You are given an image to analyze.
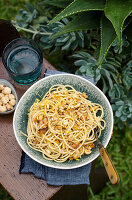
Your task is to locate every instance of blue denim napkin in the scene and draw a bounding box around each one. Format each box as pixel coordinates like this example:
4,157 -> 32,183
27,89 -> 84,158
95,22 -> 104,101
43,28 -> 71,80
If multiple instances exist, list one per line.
19,69 -> 94,186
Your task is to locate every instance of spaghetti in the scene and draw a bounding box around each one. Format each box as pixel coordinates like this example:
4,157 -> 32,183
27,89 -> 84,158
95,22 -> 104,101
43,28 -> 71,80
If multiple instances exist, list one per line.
24,84 -> 106,163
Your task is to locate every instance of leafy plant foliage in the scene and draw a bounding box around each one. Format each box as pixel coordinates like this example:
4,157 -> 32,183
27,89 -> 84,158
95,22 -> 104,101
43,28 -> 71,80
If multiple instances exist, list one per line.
13,4 -> 89,53
49,0 -> 132,65
40,19 -> 89,52
73,51 -> 132,128
13,2 -> 132,128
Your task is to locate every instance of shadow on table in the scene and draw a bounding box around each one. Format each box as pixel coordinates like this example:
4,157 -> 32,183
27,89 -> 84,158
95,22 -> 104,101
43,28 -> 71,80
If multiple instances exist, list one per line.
50,160 -> 109,200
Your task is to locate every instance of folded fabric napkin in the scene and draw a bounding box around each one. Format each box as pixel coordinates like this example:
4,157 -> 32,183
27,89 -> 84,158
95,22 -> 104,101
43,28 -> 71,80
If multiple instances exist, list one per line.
19,69 -> 94,186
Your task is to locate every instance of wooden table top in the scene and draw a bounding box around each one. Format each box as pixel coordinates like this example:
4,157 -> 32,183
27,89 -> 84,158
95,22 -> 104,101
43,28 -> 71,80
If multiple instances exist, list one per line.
0,58 -> 61,200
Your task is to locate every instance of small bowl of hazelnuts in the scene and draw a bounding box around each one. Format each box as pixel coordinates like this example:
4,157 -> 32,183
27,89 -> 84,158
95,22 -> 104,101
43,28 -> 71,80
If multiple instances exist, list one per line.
0,79 -> 18,114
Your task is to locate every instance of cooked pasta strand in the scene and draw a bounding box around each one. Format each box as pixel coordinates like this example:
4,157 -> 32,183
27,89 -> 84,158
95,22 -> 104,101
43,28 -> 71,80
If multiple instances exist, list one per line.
23,85 -> 106,162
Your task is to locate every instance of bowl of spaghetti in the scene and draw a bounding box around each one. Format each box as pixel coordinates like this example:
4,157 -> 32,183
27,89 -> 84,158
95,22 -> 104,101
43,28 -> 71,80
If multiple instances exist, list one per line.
13,74 -> 113,169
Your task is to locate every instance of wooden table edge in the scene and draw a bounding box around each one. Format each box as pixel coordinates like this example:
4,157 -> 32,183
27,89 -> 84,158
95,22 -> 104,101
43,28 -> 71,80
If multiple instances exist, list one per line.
0,57 -> 62,200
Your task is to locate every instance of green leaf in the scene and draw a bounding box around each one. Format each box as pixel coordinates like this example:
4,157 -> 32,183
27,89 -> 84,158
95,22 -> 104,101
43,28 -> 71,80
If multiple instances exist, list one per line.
98,15 -> 116,66
102,63 -> 118,73
61,40 -> 71,50
109,72 -> 119,84
52,11 -> 100,37
127,60 -> 132,67
105,0 -> 132,45
101,68 -> 113,89
121,115 -> 127,121
49,0 -> 105,24
56,36 -> 69,43
86,67 -> 94,77
116,101 -> 124,106
95,68 -> 101,83
74,60 -> 88,66
122,62 -> 132,90
115,111 -> 121,117
72,51 -> 93,60
79,65 -> 88,73
102,76 -> 108,93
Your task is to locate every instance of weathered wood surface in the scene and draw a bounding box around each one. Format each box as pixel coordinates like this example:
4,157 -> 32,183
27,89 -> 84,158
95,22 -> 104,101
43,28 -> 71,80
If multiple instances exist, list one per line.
0,58 -> 61,200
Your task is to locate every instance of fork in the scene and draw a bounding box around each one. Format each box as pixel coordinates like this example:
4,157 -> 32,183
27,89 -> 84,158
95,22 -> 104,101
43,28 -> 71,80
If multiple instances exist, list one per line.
94,128 -> 120,184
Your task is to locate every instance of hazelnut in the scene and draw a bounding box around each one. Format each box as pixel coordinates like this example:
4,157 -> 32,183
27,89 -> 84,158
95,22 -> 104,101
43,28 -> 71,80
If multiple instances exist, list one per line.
0,84 -> 4,91
0,93 -> 4,99
9,93 -> 15,100
9,99 -> 16,106
1,96 -> 9,104
6,103 -> 13,110
0,105 -> 7,112
3,87 -> 11,95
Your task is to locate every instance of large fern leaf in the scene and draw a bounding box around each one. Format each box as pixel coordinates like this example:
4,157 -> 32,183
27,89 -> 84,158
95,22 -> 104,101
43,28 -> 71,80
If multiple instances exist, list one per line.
98,16 -> 116,66
52,11 -> 101,37
105,0 -> 132,45
49,0 -> 105,24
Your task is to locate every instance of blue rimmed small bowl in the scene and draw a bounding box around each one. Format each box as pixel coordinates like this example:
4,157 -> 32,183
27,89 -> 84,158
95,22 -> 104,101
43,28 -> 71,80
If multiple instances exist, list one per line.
13,74 -> 113,169
0,79 -> 18,114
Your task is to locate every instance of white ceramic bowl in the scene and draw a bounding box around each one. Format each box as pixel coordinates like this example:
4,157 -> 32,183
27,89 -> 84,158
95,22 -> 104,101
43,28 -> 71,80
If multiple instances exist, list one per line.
13,74 -> 113,169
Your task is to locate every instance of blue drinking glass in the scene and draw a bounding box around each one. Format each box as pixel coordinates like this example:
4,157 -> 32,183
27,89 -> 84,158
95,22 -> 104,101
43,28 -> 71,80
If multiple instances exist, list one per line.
2,38 -> 43,85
